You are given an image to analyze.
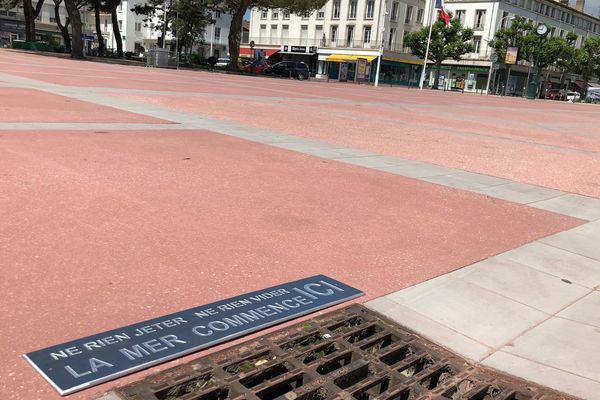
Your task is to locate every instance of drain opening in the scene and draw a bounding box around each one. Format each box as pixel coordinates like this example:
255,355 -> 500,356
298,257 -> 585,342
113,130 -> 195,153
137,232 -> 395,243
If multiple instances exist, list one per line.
380,345 -> 415,366
384,388 -> 416,400
223,351 -> 273,375
154,374 -> 214,400
345,324 -> 383,344
256,374 -> 304,400
281,333 -> 324,352
419,365 -> 455,390
352,376 -> 391,400
299,343 -> 340,364
316,351 -> 353,375
333,363 -> 372,389
328,317 -> 365,334
468,385 -> 503,400
398,356 -> 434,377
240,363 -> 291,388
360,334 -> 396,355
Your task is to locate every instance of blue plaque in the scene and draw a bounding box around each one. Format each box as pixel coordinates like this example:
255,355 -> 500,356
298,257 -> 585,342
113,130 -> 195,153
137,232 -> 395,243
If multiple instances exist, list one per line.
24,275 -> 363,395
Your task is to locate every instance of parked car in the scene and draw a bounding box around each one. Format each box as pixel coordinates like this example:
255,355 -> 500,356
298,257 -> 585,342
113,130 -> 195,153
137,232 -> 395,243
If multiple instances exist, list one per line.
566,91 -> 581,102
545,89 -> 567,101
215,58 -> 230,68
266,61 -> 310,80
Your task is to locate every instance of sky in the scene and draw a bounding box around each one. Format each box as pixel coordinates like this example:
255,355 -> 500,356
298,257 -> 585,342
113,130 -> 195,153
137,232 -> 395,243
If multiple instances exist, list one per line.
582,0 -> 600,17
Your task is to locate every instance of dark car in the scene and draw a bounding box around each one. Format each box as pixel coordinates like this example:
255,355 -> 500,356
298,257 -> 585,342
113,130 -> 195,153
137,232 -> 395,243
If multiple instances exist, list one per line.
266,61 -> 310,80
545,89 -> 567,101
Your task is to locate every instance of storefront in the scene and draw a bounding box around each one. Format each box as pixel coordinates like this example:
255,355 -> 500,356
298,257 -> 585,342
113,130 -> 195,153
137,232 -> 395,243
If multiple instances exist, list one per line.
432,65 -> 490,93
278,45 -> 318,75
316,50 -> 378,82
377,54 -> 423,87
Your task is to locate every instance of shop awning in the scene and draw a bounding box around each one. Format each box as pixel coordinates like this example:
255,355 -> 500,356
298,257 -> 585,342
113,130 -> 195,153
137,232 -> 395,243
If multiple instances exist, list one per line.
239,48 -> 279,58
325,54 -> 377,63
383,56 -> 423,65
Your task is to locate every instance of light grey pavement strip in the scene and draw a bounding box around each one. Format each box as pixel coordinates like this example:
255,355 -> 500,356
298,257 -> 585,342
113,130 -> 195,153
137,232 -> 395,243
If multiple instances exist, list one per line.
367,219 -> 600,400
0,122 -> 186,130
529,193 -> 600,221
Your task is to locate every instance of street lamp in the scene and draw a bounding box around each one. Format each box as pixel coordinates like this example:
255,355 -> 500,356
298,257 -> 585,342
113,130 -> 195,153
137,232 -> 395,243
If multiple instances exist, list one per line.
527,23 -> 548,99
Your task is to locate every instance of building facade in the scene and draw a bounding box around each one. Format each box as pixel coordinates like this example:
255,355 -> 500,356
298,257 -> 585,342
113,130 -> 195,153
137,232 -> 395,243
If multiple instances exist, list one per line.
429,0 -> 600,93
248,0 -> 426,83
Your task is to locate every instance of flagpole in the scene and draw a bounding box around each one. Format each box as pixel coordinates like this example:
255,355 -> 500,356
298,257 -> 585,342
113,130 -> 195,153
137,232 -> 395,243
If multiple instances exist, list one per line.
419,0 -> 436,90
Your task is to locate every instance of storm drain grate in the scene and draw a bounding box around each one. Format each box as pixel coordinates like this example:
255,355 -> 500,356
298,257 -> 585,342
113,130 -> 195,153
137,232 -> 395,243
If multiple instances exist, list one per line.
114,305 -> 575,400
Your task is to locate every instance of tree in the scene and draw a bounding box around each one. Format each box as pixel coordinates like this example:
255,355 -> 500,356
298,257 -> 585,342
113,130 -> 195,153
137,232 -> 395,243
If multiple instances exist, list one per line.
170,0 -> 213,55
489,16 -> 536,64
63,0 -> 84,58
131,0 -> 172,48
574,37 -> 600,99
53,0 -> 71,52
1,0 -> 44,42
107,0 -> 123,57
90,0 -> 105,56
223,0 -> 327,70
404,14 -> 474,88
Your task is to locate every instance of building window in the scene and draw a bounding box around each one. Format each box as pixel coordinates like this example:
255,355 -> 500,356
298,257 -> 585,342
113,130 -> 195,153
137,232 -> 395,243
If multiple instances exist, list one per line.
215,26 -> 221,40
416,8 -> 424,23
315,24 -> 323,41
300,24 -> 308,44
500,11 -> 509,28
474,10 -> 485,30
270,25 -> 277,42
283,10 -> 290,19
455,10 -> 466,25
50,16 -> 56,23
472,36 -> 481,53
405,6 -> 413,23
349,0 -> 357,19
388,27 -> 396,49
272,9 -> 278,19
302,11 -> 310,19
282,24 -> 289,40
215,10 -> 221,18
391,2 -> 399,20
332,0 -> 340,19
365,0 -> 375,19
261,10 -> 268,19
259,24 -> 267,42
317,8 -> 325,19
363,26 -> 372,44
118,20 -> 122,30
330,25 -> 338,43
346,25 -> 354,46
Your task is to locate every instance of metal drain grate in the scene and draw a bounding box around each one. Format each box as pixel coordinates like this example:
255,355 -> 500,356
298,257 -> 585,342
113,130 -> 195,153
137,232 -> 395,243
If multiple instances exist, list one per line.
114,305 -> 575,400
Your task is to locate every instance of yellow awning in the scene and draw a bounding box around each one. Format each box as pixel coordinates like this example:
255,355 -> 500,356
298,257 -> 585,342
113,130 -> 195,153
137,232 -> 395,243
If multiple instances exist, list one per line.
382,56 -> 423,65
325,54 -> 377,63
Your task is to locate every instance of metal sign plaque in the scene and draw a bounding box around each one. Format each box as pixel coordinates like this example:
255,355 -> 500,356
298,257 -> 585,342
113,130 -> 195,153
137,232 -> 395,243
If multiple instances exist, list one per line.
24,275 -> 363,396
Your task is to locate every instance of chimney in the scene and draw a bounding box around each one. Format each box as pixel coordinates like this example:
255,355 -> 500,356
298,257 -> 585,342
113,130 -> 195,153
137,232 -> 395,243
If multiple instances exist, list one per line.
575,0 -> 585,12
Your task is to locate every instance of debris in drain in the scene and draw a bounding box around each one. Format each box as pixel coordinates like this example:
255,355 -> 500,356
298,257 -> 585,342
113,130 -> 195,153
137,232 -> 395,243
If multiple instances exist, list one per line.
114,305 -> 577,400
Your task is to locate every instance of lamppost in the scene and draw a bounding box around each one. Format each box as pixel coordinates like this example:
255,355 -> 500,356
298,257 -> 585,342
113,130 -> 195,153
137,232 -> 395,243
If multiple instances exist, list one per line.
527,23 -> 548,100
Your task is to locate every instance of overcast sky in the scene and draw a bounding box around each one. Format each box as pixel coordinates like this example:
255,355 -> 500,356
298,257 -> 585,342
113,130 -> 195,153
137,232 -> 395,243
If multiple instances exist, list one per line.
582,0 -> 600,17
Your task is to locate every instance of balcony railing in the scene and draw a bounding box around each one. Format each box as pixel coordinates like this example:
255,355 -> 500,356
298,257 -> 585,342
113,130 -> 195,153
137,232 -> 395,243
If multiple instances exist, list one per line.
251,36 -> 383,49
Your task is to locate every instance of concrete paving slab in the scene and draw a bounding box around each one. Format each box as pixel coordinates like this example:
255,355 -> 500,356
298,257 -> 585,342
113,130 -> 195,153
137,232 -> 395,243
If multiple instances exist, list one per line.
502,317 -> 600,383
385,275 -> 548,349
423,173 -> 496,191
374,161 -> 462,179
500,241 -> 600,289
529,193 -> 600,221
329,155 -> 414,169
455,257 -> 589,314
473,182 -> 565,204
367,297 -> 492,362
445,171 -> 512,187
482,351 -> 600,400
558,291 -> 600,328
540,229 -> 600,262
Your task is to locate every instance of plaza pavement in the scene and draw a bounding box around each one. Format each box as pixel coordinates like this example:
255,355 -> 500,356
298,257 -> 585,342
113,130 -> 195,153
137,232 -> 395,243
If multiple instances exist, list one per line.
0,49 -> 599,399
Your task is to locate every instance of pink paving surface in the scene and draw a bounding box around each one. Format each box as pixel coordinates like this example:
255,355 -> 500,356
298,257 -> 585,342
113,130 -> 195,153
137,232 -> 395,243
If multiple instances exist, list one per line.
0,129 -> 581,399
0,87 -> 169,123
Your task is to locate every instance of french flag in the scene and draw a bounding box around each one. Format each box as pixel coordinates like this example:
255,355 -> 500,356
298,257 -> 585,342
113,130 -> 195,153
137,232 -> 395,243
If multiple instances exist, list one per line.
435,0 -> 451,26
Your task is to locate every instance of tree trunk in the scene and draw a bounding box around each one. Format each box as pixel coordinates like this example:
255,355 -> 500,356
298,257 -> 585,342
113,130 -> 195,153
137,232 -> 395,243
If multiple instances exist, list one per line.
227,1 -> 246,71
94,1 -> 105,55
64,0 -> 84,58
23,0 -> 44,42
432,61 -> 442,89
54,0 -> 71,52
111,3 -> 123,57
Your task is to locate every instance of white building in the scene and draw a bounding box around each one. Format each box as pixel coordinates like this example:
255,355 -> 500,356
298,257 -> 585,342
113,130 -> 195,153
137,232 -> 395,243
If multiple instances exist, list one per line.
248,0 -> 426,83
426,0 -> 600,93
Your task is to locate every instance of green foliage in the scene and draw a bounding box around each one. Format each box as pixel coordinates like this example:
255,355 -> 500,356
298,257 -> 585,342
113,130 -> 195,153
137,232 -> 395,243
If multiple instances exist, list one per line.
170,0 -> 213,52
404,16 -> 474,65
489,16 -> 536,64
573,37 -> 600,92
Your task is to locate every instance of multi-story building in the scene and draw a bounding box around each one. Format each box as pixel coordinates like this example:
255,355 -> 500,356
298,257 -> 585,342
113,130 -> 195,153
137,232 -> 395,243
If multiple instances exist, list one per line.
248,0 -> 426,84
0,1 -> 95,50
430,0 -> 600,93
